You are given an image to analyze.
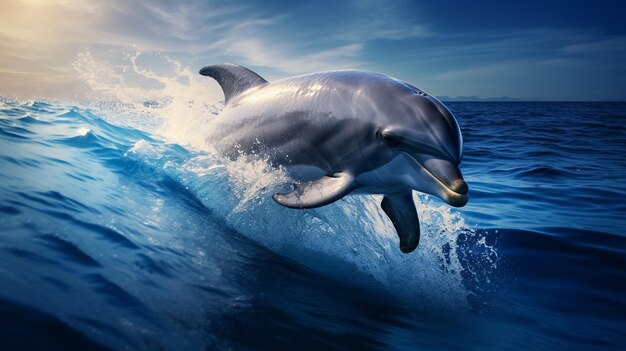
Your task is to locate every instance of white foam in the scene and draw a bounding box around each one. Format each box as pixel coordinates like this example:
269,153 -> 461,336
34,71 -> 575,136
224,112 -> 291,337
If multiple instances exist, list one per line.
76,127 -> 91,136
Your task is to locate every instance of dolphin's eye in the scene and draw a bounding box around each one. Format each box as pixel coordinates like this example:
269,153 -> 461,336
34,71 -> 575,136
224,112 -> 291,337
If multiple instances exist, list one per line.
381,132 -> 399,147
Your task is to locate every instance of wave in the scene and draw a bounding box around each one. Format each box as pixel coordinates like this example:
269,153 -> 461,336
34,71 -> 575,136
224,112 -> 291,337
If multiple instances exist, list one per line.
125,131 -> 494,310
2,97 -> 495,311
3,96 -> 626,349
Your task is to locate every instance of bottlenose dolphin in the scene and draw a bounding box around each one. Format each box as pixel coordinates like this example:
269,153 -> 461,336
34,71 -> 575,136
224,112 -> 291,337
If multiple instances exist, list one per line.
200,64 -> 468,253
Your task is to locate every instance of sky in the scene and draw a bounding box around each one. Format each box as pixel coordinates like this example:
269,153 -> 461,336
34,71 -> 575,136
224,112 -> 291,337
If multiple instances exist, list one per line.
0,0 -> 625,101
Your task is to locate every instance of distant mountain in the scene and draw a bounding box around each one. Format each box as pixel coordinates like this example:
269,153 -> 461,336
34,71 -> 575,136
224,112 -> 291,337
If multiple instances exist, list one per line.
437,95 -> 524,102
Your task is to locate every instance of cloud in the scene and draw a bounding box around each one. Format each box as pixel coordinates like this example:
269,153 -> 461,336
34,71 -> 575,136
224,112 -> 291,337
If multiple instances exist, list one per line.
0,0 -> 624,100
208,25 -> 364,74
334,2 -> 431,41
0,0 -> 372,99
563,36 -> 626,58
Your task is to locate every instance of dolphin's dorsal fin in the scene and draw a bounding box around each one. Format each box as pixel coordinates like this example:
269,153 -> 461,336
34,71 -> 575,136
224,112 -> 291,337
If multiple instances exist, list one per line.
199,64 -> 268,104
272,172 -> 356,209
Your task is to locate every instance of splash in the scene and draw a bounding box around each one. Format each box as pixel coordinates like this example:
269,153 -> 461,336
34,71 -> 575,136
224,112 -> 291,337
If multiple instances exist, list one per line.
215,161 -> 488,309
72,51 -> 222,147
127,139 -> 495,310
75,52 -> 497,309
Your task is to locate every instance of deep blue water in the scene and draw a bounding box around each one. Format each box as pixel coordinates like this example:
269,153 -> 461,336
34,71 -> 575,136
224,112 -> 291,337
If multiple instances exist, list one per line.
0,99 -> 625,350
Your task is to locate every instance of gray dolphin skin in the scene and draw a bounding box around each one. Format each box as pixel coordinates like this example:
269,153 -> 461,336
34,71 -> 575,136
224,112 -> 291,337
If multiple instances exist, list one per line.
200,63 -> 468,253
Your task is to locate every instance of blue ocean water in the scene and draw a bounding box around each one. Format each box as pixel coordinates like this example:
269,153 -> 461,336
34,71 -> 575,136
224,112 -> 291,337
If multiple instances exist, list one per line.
0,98 -> 625,350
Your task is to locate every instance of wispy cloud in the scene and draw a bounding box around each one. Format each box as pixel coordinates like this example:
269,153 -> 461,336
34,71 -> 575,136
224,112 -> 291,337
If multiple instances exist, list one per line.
0,0 -> 372,98
216,38 -> 363,74
0,0 -> 624,100
334,3 -> 431,42
379,27 -> 626,100
205,16 -> 365,75
563,36 -> 626,58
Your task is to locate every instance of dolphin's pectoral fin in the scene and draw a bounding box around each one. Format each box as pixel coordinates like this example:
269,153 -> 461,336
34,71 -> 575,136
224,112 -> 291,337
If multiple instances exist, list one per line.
381,192 -> 420,253
199,64 -> 268,104
272,172 -> 356,209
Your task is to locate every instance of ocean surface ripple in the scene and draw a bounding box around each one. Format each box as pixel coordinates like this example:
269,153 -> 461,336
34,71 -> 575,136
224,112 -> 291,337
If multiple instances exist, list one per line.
0,99 -> 625,350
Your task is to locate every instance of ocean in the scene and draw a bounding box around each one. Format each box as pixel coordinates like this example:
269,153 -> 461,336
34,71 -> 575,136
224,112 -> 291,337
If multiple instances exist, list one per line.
0,98 -> 625,350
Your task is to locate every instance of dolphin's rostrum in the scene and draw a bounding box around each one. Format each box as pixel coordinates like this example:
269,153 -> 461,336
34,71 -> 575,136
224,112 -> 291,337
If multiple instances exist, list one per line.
200,63 -> 468,253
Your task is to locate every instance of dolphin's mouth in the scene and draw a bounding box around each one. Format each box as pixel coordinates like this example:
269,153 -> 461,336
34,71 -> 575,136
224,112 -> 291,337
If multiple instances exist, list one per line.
402,152 -> 469,207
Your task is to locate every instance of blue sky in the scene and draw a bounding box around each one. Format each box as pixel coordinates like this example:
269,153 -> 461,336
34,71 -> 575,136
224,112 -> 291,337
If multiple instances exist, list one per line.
1,0 -> 625,100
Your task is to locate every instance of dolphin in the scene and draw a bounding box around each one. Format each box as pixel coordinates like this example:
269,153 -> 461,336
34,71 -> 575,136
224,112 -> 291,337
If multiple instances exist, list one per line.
200,63 -> 468,253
